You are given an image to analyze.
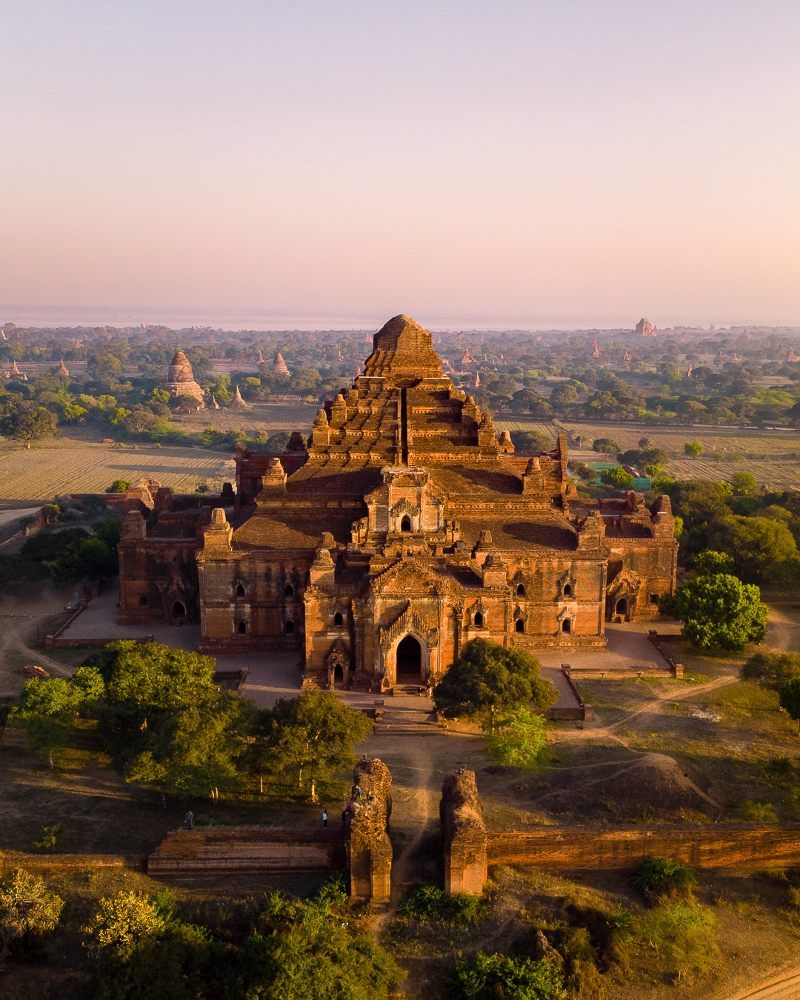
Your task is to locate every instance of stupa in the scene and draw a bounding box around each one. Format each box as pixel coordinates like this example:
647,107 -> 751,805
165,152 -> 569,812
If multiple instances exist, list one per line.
271,351 -> 291,377
164,350 -> 204,407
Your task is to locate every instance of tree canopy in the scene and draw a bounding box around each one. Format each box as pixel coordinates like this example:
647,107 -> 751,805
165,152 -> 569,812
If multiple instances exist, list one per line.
433,639 -> 556,724
661,573 -> 768,651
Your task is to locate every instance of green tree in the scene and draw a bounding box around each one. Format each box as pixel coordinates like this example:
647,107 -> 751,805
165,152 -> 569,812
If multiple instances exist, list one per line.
683,441 -> 703,457
661,573 -> 768,651
105,479 -> 131,493
0,401 -> 58,447
11,676 -> 86,768
692,550 -> 734,575
261,691 -> 372,802
709,515 -> 800,585
779,677 -> 800,733
592,437 -> 619,453
0,869 -> 64,966
82,891 -> 165,962
242,884 -> 404,999
452,952 -> 567,1000
98,642 -> 252,802
512,430 -> 553,454
731,471 -> 758,496
484,708 -> 548,771
742,649 -> 800,691
600,465 -> 635,489
434,639 -> 556,726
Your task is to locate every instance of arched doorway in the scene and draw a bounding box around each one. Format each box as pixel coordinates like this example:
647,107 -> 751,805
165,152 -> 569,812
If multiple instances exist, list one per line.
615,598 -> 628,617
395,635 -> 422,682
171,600 -> 187,625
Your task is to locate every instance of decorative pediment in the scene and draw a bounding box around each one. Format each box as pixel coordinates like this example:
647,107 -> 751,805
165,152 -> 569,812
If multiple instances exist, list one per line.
607,569 -> 641,598
390,499 -> 421,519
557,570 -> 576,599
370,558 -> 448,597
379,602 -> 439,651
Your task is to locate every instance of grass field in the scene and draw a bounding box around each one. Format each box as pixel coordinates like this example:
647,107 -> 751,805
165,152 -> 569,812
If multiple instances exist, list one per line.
0,437 -> 236,500
495,417 -> 800,488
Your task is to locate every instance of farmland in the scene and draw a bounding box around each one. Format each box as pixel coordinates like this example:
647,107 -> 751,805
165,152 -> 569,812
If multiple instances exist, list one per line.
0,437 -> 236,500
495,417 -> 800,489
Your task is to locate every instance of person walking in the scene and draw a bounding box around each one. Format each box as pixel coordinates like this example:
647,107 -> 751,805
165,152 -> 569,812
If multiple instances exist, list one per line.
184,810 -> 194,830
322,809 -> 328,828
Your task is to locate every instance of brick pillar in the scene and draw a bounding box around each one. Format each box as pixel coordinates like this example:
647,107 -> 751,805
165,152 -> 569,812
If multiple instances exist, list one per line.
347,758 -> 393,903
441,769 -> 487,895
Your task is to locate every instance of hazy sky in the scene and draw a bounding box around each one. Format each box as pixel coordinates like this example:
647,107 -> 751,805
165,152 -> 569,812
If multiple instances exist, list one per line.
2,1 -> 799,329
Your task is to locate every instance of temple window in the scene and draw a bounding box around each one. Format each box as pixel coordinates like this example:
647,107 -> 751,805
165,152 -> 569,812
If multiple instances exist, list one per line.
284,583 -> 295,598
516,583 -> 526,597
563,583 -> 573,598
237,620 -> 247,634
561,619 -> 571,634
515,619 -> 525,634
333,611 -> 343,627
235,583 -> 245,598
474,612 -> 484,628
400,515 -> 412,532
284,619 -> 295,634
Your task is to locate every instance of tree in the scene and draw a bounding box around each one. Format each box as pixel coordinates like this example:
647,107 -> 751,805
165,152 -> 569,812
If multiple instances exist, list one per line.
661,573 -> 768,651
242,884 -> 405,999
600,465 -> 635,489
731,472 -> 758,496
683,441 -> 703,457
592,437 -> 619,453
0,401 -> 57,447
0,869 -> 63,966
742,649 -> 800,691
708,515 -> 800,585
433,639 -> 556,726
97,642 -> 252,802
779,678 -> 800,733
261,691 -> 372,802
692,550 -> 734,575
512,430 -> 553,454
10,675 -> 89,768
106,479 -> 131,493
484,708 -> 548,771
82,892 -> 165,962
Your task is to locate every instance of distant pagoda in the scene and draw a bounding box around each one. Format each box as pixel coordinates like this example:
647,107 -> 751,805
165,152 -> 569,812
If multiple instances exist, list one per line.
164,350 -> 204,408
271,351 -> 291,377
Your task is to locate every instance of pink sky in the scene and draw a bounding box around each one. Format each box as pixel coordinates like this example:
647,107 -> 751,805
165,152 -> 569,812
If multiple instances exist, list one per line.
2,2 -> 799,329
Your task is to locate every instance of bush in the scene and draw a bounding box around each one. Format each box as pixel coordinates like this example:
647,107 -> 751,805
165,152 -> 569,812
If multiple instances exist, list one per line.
737,800 -> 778,823
397,885 -> 485,927
484,708 -> 548,772
453,952 -> 567,999
631,857 -> 696,900
33,823 -> 63,852
105,479 -> 130,493
0,868 -> 64,965
742,650 -> 800,691
636,899 -> 719,982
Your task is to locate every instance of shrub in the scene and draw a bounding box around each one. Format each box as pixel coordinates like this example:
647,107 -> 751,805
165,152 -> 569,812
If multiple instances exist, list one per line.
33,824 -> 63,852
636,899 -> 719,982
631,857 -> 696,900
397,885 -> 485,927
0,869 -> 64,965
484,708 -> 548,772
742,649 -> 800,691
82,891 -> 165,961
453,952 -> 567,999
105,479 -> 130,493
737,800 -> 778,823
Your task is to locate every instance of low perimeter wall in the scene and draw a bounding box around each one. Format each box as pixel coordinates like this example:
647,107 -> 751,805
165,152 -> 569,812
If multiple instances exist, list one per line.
488,824 -> 800,872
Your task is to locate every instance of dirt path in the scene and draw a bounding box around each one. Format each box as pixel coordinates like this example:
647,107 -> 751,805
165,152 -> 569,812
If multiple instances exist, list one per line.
388,748 -> 435,905
765,603 -> 800,652
727,965 -> 800,999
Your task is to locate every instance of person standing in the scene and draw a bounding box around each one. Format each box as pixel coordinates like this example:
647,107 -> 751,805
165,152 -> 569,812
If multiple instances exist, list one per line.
322,809 -> 328,828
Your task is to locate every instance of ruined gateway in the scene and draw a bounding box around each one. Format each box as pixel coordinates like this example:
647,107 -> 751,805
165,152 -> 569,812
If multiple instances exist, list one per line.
118,315 -> 677,690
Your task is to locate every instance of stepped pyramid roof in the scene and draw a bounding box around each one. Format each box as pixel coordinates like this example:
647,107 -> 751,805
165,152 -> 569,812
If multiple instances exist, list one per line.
363,314 -> 444,383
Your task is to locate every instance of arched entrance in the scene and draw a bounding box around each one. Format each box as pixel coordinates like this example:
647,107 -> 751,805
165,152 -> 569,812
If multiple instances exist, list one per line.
615,598 -> 628,617
395,634 -> 422,682
171,600 -> 187,625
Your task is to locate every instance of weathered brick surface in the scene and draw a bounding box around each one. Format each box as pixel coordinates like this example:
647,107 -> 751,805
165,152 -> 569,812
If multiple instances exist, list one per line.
441,769 -> 488,894
488,824 -> 800,871
347,758 -> 393,903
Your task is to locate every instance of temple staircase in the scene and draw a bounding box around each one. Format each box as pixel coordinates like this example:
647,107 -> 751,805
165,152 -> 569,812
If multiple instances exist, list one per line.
373,694 -> 439,736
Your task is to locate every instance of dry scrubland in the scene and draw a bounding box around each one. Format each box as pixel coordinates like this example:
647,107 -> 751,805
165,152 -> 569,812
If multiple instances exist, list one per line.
171,399 -> 318,435
496,417 -> 800,489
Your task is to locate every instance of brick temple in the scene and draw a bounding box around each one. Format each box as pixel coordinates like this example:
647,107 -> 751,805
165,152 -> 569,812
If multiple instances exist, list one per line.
118,315 -> 677,690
